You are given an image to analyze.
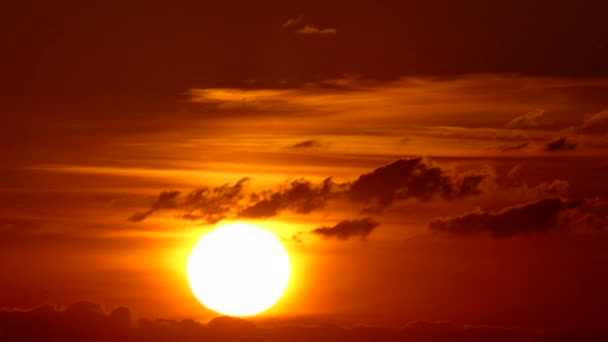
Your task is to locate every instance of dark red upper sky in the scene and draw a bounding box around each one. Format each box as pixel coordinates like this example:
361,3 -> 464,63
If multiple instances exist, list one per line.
2,1 -> 608,341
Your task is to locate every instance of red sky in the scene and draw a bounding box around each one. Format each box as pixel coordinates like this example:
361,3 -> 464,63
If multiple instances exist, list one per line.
2,1 -> 608,340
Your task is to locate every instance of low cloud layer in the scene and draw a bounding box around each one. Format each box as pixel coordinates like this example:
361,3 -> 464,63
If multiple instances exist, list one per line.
2,303 -> 608,341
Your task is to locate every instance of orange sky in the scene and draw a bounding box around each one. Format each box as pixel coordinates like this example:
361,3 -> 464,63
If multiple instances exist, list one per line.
2,1 -> 608,337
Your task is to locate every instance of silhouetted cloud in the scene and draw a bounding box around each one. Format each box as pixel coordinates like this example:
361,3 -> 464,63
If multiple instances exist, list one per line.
291,140 -> 321,149
429,197 -> 608,237
347,158 -> 494,211
129,191 -> 181,222
2,302 -> 608,341
129,157 -> 574,227
0,301 -> 132,340
238,178 -> 337,218
130,178 -> 249,223
311,218 -> 379,240
545,137 -> 577,152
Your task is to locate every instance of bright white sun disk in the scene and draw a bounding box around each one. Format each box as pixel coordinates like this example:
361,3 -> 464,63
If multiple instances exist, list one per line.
187,222 -> 291,316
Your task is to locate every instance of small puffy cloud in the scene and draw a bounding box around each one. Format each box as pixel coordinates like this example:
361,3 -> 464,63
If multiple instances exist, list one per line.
545,137 -> 577,152
296,25 -> 337,35
311,218 -> 379,240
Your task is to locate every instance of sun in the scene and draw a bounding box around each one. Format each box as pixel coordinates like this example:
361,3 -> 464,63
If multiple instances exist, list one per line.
186,222 -> 291,316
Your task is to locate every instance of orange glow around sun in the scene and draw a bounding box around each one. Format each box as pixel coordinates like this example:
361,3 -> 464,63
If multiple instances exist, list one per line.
186,222 -> 291,316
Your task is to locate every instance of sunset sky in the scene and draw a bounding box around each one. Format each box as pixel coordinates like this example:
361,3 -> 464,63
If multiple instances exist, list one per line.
2,1 -> 608,340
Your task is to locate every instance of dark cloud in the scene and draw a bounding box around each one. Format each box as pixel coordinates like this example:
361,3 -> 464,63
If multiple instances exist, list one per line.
129,191 -> 181,222
291,140 -> 322,149
130,178 -> 249,224
2,302 -> 608,341
347,158 -> 494,211
238,178 -> 337,219
131,158 -> 500,223
545,137 -> 577,152
311,218 -> 379,240
0,301 -> 131,340
429,197 -> 608,237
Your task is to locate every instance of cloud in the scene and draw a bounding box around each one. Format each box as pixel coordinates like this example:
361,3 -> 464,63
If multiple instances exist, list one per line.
535,179 -> 570,196
281,16 -> 303,29
581,109 -> 608,135
545,137 -> 577,152
0,302 -> 132,340
347,158 -> 495,211
130,157 -> 501,224
429,197 -> 607,237
129,191 -> 181,222
296,25 -> 337,35
130,178 -> 249,224
311,218 -> 379,240
291,139 -> 322,149
281,16 -> 336,35
506,109 -> 546,129
238,178 -> 338,218
507,164 -> 521,178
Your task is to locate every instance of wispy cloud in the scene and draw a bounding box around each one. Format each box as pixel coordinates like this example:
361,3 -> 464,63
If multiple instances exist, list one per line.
281,16 -> 336,35
296,25 -> 337,35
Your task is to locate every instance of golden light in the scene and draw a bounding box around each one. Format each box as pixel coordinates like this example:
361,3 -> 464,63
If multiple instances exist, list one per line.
187,222 -> 291,316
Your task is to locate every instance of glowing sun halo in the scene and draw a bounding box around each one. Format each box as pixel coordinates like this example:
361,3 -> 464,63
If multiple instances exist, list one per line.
187,222 -> 291,316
